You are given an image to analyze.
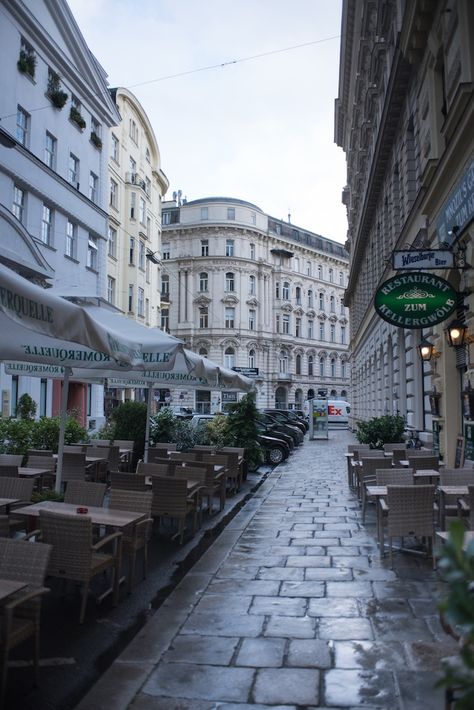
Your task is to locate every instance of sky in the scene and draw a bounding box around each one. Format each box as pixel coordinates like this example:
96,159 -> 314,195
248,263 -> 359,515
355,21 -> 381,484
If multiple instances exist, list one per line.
68,0 -> 347,244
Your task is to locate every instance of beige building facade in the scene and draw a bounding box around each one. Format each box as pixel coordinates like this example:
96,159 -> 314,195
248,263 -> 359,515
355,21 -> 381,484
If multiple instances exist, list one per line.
160,197 -> 350,413
336,0 -> 474,465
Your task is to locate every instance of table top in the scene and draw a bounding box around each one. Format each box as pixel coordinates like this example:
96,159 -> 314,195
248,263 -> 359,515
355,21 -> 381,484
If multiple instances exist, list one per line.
0,579 -> 27,602
413,469 -> 440,479
437,531 -> 474,548
18,466 -> 54,478
0,497 -> 21,508
438,485 -> 469,495
366,486 -> 388,497
13,500 -> 146,528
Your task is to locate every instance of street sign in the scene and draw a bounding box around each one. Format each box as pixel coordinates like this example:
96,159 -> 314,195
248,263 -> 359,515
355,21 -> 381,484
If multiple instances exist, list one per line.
374,272 -> 457,328
232,367 -> 259,377
392,249 -> 454,270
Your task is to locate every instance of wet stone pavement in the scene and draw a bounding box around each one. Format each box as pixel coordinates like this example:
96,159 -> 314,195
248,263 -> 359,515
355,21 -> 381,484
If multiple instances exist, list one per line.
77,429 -> 457,709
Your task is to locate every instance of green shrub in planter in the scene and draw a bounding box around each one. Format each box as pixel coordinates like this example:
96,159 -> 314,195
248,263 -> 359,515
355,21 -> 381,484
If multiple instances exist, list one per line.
356,414 -> 405,449
16,393 -> 37,420
225,394 -> 264,470
110,401 -> 147,462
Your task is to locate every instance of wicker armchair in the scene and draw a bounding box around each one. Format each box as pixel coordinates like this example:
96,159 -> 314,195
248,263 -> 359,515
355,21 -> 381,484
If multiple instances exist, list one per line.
136,461 -> 175,477
458,485 -> 474,529
37,510 -> 122,624
0,477 -> 35,536
150,476 -> 199,544
392,448 -> 408,465
220,447 -> 246,481
0,538 -> 51,705
60,452 -> 87,486
174,463 -> 226,514
383,443 -> 408,452
201,453 -> 241,495
26,455 -> 56,489
383,484 -> 436,568
407,455 -> 440,471
376,468 -> 414,485
110,472 -> 148,491
109,489 -> 153,592
63,481 -> 106,507
358,456 -> 391,520
0,466 -> 18,479
0,455 -> 23,467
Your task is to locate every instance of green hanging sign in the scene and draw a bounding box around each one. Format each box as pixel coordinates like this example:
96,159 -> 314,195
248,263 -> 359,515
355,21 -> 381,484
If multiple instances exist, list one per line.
374,272 -> 457,328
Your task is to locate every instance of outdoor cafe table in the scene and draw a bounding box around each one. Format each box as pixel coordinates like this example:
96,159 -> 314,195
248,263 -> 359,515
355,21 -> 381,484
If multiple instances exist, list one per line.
438,485 -> 469,530
436,530 -> 474,549
0,497 -> 21,514
365,486 -> 389,548
13,500 -> 146,529
18,466 -> 55,491
53,453 -> 108,481
413,469 -> 440,484
0,579 -> 27,602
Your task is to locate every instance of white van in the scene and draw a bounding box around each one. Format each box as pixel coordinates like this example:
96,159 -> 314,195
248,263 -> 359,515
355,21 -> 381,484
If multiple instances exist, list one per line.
327,400 -> 351,425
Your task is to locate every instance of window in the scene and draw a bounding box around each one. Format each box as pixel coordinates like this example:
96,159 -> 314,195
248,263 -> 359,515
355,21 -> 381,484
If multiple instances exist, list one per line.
225,272 -> 235,292
107,276 -> 115,304
294,257 -> 300,272
279,350 -> 288,373
65,220 -> 76,258
87,235 -> 98,270
89,172 -> 98,203
161,274 -> 169,296
331,358 -> 336,377
306,261 -> 311,276
339,271 -> 344,285
16,106 -> 29,146
295,287 -> 301,305
330,324 -> 336,342
250,243 -> 256,259
341,361 -> 346,378
308,355 -> 314,376
225,347 -> 235,369
146,254 -> 150,282
199,306 -> 208,328
44,131 -> 56,169
250,212 -> 256,225
111,134 -> 119,162
162,212 -> 171,225
308,320 -> 314,339
130,192 -> 136,219
319,357 -> 325,377
340,301 -> 345,315
319,322 -> 325,340
282,282 -> 290,300
282,314 -> 290,334
146,216 -> 151,239
139,196 -> 146,224
108,226 -> 117,257
40,204 -> 52,245
146,298 -> 150,323
12,186 -> 25,223
145,147 -> 151,163
329,268 -> 334,283
319,292 -> 325,310
40,378 -> 47,418
11,376 -> 18,417
275,282 -> 280,299
199,347 -> 208,357
225,239 -> 234,256
249,309 -> 255,330
227,207 -> 235,220
139,241 -> 145,270
91,117 -> 101,141
201,239 -> 209,256
200,207 -> 208,220
295,318 -> 301,337
129,118 -> 138,143
199,272 -> 208,291
128,284 -> 134,312
110,178 -> 118,208
296,354 -> 302,375
276,314 -> 280,333
145,177 -> 151,196
161,308 -> 169,332
162,243 -> 170,260
225,307 -> 235,328
341,326 -> 346,344
68,153 -> 79,186
249,275 -> 256,295
129,237 -> 135,264
130,156 -> 136,173
318,264 -> 323,279
248,349 -> 255,368
19,38 -> 35,77
308,290 -> 313,308
330,295 -> 335,312
137,287 -> 144,317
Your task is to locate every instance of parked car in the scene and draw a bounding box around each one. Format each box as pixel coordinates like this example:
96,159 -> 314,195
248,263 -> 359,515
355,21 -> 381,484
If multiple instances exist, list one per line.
254,429 -> 290,467
258,413 -> 304,445
263,409 -> 308,435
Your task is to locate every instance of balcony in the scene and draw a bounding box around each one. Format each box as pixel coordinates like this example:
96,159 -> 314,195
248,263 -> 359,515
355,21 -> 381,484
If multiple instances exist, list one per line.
125,172 -> 148,194
276,372 -> 292,382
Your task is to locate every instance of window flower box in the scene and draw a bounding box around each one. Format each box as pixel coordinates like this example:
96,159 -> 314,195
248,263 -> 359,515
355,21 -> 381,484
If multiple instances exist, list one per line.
47,74 -> 68,109
90,131 -> 102,150
17,49 -> 36,78
70,106 -> 86,130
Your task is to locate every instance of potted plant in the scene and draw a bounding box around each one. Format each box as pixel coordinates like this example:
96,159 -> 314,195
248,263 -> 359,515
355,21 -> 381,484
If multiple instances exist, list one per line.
69,105 -> 86,130
46,73 -> 68,110
17,49 -> 36,78
90,131 -> 102,150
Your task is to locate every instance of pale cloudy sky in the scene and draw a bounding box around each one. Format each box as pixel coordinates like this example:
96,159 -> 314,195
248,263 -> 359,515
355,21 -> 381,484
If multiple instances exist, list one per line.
68,0 -> 347,244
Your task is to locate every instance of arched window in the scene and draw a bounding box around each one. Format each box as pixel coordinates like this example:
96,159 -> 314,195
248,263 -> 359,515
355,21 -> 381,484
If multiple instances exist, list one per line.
224,347 -> 235,369
308,388 -> 315,400
329,268 -> 334,283
295,286 -> 301,305
294,257 -> 300,272
279,350 -> 288,373
282,282 -> 290,300
308,290 -> 313,308
199,347 -> 208,357
248,349 -> 255,368
306,261 -> 311,276
330,389 -> 337,397
341,389 -> 347,398
199,307 -> 208,328
225,272 -> 235,291
318,264 -> 323,279
331,358 -> 336,377
319,292 -> 325,310
341,361 -> 346,378
308,355 -> 314,376
330,295 -> 335,312
161,274 -> 169,296
249,275 -> 256,295
199,272 -> 208,291
296,354 -> 302,375
319,357 -> 325,377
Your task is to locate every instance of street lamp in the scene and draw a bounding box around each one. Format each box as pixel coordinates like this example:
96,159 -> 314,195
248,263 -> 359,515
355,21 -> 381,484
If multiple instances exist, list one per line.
445,319 -> 468,348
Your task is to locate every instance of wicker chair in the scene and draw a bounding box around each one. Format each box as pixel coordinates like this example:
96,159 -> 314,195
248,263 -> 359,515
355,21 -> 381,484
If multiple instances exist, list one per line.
376,468 -> 414,485
136,461 -> 175,477
345,444 -> 371,487
220,447 -> 246,481
60,452 -> 87,486
27,449 -> 53,458
109,489 -> 153,592
406,449 -> 435,456
458,485 -> 474,529
174,463 -> 226,514
37,510 -> 122,624
383,484 -> 436,568
201,453 -> 241,495
392,448 -> 408,465
407,455 -> 440,471
0,465 -> 18,478
0,477 -> 35,535
26,455 -> 56,489
110,472 -> 148,491
150,476 -> 199,544
0,455 -> 23,467
357,456 -> 390,510
383,443 -> 408,452
192,445 -> 217,453
169,452 -> 199,463
0,538 -> 51,705
63,481 -> 106,507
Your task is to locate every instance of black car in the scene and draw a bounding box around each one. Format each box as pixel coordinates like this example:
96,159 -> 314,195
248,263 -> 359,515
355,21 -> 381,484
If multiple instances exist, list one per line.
258,413 -> 304,445
264,409 -> 308,434
254,432 -> 290,467
255,421 -> 294,451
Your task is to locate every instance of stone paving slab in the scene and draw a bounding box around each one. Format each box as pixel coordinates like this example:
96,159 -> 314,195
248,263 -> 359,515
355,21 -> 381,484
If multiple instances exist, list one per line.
76,430 -> 457,709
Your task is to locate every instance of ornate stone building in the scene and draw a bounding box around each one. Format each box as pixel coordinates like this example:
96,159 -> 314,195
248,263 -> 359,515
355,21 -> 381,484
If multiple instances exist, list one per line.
335,0 -> 474,465
160,197 -> 350,413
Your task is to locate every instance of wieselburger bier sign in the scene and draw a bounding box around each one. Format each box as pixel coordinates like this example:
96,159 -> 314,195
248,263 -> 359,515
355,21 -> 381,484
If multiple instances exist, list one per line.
374,272 -> 457,328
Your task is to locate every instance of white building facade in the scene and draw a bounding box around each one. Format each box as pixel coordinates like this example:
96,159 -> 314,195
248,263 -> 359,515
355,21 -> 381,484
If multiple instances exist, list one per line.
160,197 -> 350,413
0,0 -> 120,426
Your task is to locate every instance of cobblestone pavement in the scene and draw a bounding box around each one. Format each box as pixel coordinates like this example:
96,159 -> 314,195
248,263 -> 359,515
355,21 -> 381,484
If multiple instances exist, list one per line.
77,429 -> 457,709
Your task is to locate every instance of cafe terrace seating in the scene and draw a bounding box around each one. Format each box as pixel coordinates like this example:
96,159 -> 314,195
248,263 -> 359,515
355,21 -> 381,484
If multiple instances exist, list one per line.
0,477 -> 35,536
407,455 -> 440,471
359,456 -> 392,522
150,476 -> 200,544
60,452 -> 87,486
0,466 -> 18,479
108,489 -> 153,593
0,538 -> 51,705
458,485 -> 474,529
63,481 -> 107,508
110,472 -> 148,491
383,443 -> 408,452
0,455 -> 23,467
392,448 -> 408,465
35,510 -> 122,624
383,484 -> 436,568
